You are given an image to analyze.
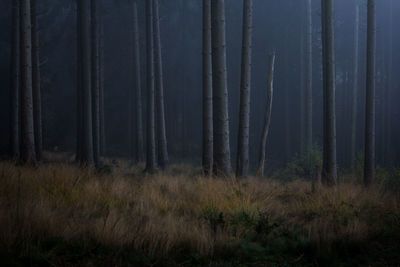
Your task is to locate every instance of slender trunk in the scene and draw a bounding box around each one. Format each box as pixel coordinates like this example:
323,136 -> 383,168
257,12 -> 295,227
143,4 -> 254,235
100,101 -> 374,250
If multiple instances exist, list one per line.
236,0 -> 253,179
153,0 -> 168,169
321,0 -> 337,186
305,0 -> 313,153
300,22 -> 305,155
31,0 -> 42,161
385,0 -> 393,165
20,0 -> 36,164
76,0 -> 82,162
133,2 -> 144,163
145,0 -> 156,173
211,0 -> 232,176
202,0 -> 213,175
79,0 -> 93,165
257,53 -> 276,177
99,21 -> 106,156
364,0 -> 376,186
350,5 -> 360,169
10,0 -> 20,159
283,27 -> 291,163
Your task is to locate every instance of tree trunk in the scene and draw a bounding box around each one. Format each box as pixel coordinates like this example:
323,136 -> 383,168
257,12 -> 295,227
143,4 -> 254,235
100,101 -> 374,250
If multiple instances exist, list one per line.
31,0 -> 42,161
20,0 -> 36,165
202,0 -> 213,175
257,53 -> 276,177
321,0 -> 337,186
76,0 -> 82,163
133,2 -> 144,163
364,0 -> 376,186
153,0 -> 168,169
300,21 -> 305,155
10,0 -> 20,160
78,0 -> 94,165
211,0 -> 232,177
305,0 -> 313,153
236,0 -> 253,179
350,4 -> 360,169
145,0 -> 157,173
99,20 -> 106,157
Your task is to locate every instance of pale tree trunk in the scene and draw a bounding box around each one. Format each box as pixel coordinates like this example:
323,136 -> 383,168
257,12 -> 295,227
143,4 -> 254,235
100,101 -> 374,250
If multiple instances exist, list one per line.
257,53 -> 276,177
350,4 -> 360,169
305,0 -> 313,153
20,0 -> 36,164
99,21 -> 106,157
283,27 -> 291,163
91,0 -> 100,166
236,0 -> 253,179
145,0 -> 157,173
321,0 -> 337,186
202,0 -> 213,175
76,0 -> 82,162
211,0 -> 232,176
10,0 -> 20,160
78,0 -> 94,165
364,0 -> 376,186
133,2 -> 144,163
153,0 -> 168,169
300,22 -> 305,155
31,0 -> 42,161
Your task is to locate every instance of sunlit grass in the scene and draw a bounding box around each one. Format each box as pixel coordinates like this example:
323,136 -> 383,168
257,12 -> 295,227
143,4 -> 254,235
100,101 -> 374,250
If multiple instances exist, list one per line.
0,158 -> 399,266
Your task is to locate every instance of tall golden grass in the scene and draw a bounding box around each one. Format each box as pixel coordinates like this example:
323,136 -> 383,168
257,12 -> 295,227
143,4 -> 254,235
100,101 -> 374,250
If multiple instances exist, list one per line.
0,159 -> 399,265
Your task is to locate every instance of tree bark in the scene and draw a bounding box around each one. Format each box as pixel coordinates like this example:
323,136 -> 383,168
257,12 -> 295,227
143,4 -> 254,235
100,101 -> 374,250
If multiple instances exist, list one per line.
78,0 -> 94,165
153,0 -> 168,169
321,0 -> 337,186
236,0 -> 253,179
350,4 -> 360,169
10,0 -> 20,160
257,53 -> 276,177
305,0 -> 313,153
133,2 -> 144,163
145,0 -> 157,173
99,20 -> 106,157
20,0 -> 36,164
211,0 -> 232,177
364,0 -> 376,186
202,0 -> 213,176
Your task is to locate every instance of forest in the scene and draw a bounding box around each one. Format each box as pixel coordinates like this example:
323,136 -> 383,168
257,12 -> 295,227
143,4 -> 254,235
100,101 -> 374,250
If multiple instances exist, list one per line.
0,0 -> 399,266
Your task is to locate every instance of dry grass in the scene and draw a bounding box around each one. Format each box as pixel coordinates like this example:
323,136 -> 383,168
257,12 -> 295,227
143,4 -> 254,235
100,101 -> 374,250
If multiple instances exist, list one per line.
0,160 -> 399,266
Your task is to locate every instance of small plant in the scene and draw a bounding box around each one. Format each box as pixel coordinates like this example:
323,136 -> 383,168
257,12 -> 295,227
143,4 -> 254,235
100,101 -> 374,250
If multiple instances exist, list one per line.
284,145 -> 322,180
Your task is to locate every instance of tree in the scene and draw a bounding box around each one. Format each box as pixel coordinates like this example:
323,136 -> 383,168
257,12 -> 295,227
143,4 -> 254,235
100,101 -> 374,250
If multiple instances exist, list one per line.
91,0 -> 100,166
236,0 -> 253,179
145,0 -> 157,173
305,0 -> 313,153
350,4 -> 360,169
364,0 -> 376,186
10,0 -> 20,160
211,0 -> 231,176
20,0 -> 36,164
202,0 -> 213,176
153,0 -> 168,169
321,0 -> 337,186
78,0 -> 94,165
133,2 -> 144,163
99,20 -> 106,157
257,53 -> 276,177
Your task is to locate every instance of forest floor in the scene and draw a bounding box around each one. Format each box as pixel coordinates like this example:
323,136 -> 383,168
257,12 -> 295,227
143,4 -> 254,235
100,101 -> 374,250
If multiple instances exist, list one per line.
0,154 -> 400,266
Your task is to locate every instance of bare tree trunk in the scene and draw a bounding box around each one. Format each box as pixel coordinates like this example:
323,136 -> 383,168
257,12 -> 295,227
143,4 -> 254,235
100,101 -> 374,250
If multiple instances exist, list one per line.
145,0 -> 157,173
300,21 -> 305,155
364,0 -> 376,186
305,0 -> 313,153
76,0 -> 82,163
202,0 -> 213,175
99,20 -> 106,157
133,2 -> 144,163
211,0 -> 232,177
78,0 -> 94,165
321,0 -> 337,186
350,4 -> 360,169
257,53 -> 276,177
153,0 -> 168,169
91,0 -> 100,166
10,0 -> 20,160
236,0 -> 253,179
31,0 -> 42,161
20,0 -> 36,164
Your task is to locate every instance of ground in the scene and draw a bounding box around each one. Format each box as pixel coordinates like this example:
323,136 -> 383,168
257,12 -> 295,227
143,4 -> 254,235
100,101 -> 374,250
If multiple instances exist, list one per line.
0,155 -> 399,266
